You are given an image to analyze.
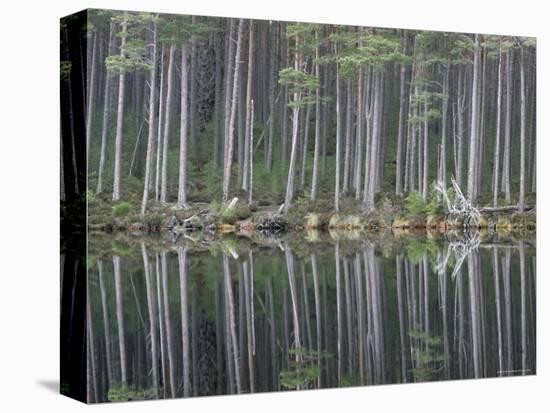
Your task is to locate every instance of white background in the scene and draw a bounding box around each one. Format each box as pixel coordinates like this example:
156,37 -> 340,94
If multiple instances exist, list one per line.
0,0 -> 546,411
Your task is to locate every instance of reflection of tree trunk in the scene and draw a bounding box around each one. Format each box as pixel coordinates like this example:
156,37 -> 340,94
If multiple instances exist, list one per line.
141,244 -> 159,398
455,269 -> 465,379
178,248 -> 191,396
396,254 -> 408,382
343,257 -> 353,377
311,254 -> 322,388
161,252 -> 176,397
113,255 -> 127,387
267,278 -> 278,389
86,276 -> 98,403
468,253 -> 481,378
519,242 -> 527,374
502,251 -> 512,373
284,245 -> 302,370
155,254 -> 167,397
214,282 -> 224,394
492,248 -> 503,375
335,244 -> 343,385
300,260 -> 313,348
223,254 -> 242,393
243,259 -> 255,392
354,254 -> 365,384
437,254 -> 450,379
282,278 -> 289,370
366,247 -> 383,383
97,260 -> 113,386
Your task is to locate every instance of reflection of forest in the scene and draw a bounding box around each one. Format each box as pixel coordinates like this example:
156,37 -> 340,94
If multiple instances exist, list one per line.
69,236 -> 536,402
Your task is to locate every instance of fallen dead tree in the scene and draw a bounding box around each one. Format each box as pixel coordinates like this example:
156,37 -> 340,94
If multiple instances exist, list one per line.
434,178 -> 481,228
479,204 -> 535,213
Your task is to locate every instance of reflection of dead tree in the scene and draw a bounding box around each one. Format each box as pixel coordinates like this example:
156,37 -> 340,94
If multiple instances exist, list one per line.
436,231 -> 481,279
435,178 -> 480,228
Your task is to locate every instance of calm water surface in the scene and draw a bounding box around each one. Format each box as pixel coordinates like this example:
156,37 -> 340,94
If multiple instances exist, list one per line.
83,231 -> 536,402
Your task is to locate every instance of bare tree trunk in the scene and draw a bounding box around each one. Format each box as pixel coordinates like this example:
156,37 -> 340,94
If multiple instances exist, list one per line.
242,21 -> 255,192
467,34 -> 481,202
140,21 -> 158,214
155,46 -> 166,203
334,52 -> 342,211
283,36 -> 302,213
501,49 -> 513,201
365,71 -> 381,211
310,33 -> 321,201
422,98 -> 429,199
112,18 -> 128,201
222,19 -> 244,202
160,40 -> 176,203
439,64 -> 450,188
86,31 -> 97,177
266,25 -> 277,171
455,66 -> 465,187
519,44 -> 526,212
343,80 -> 353,194
299,102 -> 312,190
177,41 -> 190,208
492,48 -> 503,206
396,34 -> 408,195
354,66 -> 364,201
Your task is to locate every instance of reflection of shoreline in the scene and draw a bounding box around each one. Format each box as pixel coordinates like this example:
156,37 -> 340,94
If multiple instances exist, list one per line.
85,234 -> 536,402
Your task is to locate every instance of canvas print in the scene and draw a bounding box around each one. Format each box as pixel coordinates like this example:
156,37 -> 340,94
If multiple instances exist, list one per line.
60,8 -> 536,404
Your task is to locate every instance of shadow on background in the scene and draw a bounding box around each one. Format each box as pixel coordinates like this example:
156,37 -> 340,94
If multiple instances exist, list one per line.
37,380 -> 59,394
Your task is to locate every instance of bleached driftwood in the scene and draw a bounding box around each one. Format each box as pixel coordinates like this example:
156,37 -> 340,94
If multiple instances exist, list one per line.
434,177 -> 481,228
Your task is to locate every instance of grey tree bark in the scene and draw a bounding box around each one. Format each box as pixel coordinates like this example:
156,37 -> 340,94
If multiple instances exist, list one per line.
112,17 -> 128,201
177,41 -> 190,208
160,40 -> 176,203
140,20 -> 158,215
222,19 -> 244,202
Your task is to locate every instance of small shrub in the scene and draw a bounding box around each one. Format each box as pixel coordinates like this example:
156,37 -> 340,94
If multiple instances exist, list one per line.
112,202 -> 132,217
405,191 -> 438,216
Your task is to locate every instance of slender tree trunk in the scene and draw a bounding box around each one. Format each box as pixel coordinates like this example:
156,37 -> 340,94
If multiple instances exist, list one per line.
86,31 -> 97,174
242,21 -> 255,192
334,52 -> 342,211
140,21 -> 158,215
396,35 -> 408,195
155,46 -> 166,203
502,49 -> 513,201
310,33 -> 321,201
283,35 -> 302,213
112,17 -> 128,201
492,48 -> 503,206
96,23 -> 114,194
177,41 -> 190,208
354,66 -> 364,201
160,40 -> 176,203
519,44 -> 526,211
222,19 -> 244,202
467,34 -> 481,201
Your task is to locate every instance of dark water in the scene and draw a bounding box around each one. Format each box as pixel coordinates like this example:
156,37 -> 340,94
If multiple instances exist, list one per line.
83,231 -> 536,402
